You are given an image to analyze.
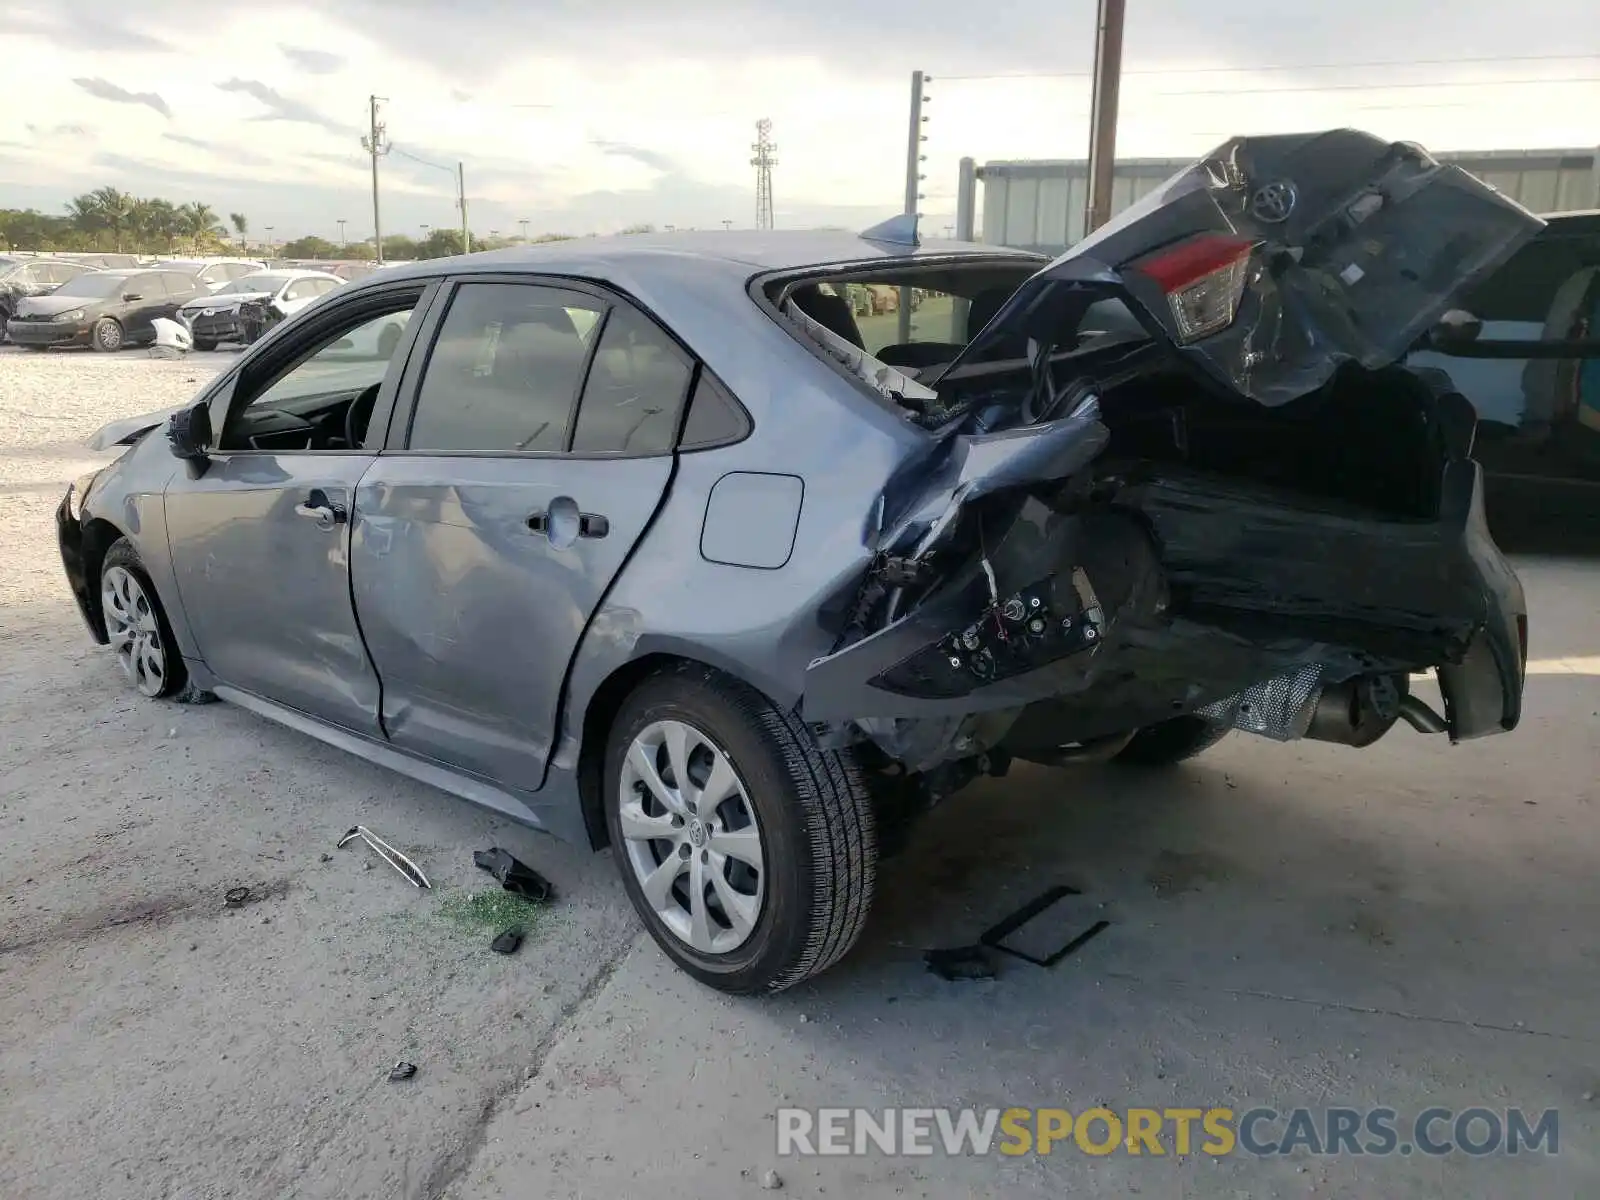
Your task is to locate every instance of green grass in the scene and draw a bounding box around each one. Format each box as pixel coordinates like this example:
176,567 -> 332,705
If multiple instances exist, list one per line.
434,888 -> 548,936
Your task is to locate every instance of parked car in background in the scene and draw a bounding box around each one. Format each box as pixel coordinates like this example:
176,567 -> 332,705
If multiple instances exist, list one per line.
0,255 -> 95,342
159,258 -> 266,293
176,269 -> 344,349
1407,210 -> 1600,550
56,253 -> 141,270
7,268 -> 204,351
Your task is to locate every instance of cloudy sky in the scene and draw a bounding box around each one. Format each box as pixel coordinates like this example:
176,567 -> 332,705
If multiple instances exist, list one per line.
0,0 -> 1595,240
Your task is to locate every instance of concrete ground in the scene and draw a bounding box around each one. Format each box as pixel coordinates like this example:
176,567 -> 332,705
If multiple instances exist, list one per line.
2,346 -> 1597,1199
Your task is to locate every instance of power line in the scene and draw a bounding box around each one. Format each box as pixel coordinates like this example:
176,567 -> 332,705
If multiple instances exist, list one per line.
1156,75 -> 1600,97
390,145 -> 453,173
935,51 -> 1600,82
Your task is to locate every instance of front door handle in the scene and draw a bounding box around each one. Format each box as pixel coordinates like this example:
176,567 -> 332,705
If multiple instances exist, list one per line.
294,489 -> 348,531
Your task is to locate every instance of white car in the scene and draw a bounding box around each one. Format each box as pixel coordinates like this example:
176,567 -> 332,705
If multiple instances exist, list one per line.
176,269 -> 344,349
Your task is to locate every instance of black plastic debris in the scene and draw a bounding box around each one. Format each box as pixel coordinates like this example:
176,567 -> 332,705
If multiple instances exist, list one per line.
490,928 -> 524,956
388,1061 -> 418,1082
924,945 -> 997,982
223,886 -> 252,909
979,885 -> 1111,968
473,847 -> 554,902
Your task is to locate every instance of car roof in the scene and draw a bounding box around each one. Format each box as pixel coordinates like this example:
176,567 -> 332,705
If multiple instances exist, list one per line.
376,229 -> 1042,287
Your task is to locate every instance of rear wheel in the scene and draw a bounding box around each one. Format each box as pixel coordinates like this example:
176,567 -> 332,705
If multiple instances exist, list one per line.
1111,715 -> 1230,767
99,538 -> 186,699
193,337 -> 218,352
91,317 -> 123,353
604,663 -> 877,994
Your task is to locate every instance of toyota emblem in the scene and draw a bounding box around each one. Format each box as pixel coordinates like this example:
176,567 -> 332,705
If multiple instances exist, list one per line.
1249,180 -> 1298,224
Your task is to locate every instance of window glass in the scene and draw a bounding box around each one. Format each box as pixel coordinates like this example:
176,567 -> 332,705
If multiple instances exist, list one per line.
851,285 -> 962,355
127,274 -> 159,298
15,263 -> 45,287
161,272 -> 197,296
222,304 -> 418,448
408,283 -> 603,453
679,372 -> 750,450
284,279 -> 316,302
570,306 -> 693,455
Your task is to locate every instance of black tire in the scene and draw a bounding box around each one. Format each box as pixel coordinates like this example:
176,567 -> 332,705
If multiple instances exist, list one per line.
604,662 -> 877,994
0,304 -> 11,343
194,338 -> 218,352
90,317 -> 124,353
24,343 -> 48,352
99,538 -> 188,699
1112,715 -> 1230,767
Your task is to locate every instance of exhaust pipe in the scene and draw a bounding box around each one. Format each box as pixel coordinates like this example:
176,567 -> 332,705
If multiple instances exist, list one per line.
1303,673 -> 1447,745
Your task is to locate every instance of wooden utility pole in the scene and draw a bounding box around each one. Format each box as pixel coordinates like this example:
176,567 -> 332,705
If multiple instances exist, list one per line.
1083,0 -> 1126,237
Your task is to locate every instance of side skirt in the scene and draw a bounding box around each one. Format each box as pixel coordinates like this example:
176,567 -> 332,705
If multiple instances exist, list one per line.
208,684 -> 591,846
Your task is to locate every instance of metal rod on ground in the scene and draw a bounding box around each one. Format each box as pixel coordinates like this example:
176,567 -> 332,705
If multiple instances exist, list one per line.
1083,0 -> 1126,238
900,69 -> 928,344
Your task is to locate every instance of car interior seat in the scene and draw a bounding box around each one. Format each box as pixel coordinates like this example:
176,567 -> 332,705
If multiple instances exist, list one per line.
789,285 -> 865,349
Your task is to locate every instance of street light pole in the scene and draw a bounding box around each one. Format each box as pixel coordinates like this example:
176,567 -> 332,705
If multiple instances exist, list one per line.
337,219 -> 347,251
518,218 -> 530,242
458,161 -> 470,254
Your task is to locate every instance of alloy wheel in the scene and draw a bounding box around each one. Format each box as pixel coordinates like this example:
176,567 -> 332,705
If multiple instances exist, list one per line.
101,566 -> 167,697
618,719 -> 766,954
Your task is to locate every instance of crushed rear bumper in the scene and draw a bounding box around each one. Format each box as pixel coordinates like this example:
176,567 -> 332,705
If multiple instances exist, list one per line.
802,457 -> 1525,755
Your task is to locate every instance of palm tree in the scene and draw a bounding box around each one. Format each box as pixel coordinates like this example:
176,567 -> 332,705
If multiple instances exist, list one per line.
90,187 -> 136,251
229,211 -> 249,252
132,198 -> 183,253
178,202 -> 218,252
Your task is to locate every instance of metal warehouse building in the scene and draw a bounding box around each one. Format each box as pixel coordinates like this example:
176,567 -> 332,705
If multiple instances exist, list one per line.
952,147 -> 1600,256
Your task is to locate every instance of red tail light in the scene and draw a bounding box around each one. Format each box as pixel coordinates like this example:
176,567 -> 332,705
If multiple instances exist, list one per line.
1133,234 -> 1256,343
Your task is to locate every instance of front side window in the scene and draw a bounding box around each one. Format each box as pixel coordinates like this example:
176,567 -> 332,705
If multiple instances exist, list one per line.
569,305 -> 693,455
220,301 -> 419,450
407,283 -> 603,453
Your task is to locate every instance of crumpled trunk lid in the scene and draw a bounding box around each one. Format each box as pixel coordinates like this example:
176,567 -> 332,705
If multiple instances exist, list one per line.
800,129 -> 1535,766
935,129 -> 1544,407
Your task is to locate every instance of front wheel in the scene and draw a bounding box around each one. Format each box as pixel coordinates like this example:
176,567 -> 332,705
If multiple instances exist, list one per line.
604,664 -> 877,994
99,538 -> 187,698
90,317 -> 123,353
193,337 -> 218,352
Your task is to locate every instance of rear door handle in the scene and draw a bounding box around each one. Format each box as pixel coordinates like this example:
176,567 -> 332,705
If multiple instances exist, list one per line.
294,488 -> 348,530
526,510 -> 609,539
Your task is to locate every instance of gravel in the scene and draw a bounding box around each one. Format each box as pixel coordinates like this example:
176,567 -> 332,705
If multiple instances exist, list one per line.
0,349 -> 228,626
0,345 -> 641,1200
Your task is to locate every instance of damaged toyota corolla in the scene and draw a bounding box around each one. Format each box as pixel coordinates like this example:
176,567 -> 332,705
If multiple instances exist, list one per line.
60,129 -> 1535,994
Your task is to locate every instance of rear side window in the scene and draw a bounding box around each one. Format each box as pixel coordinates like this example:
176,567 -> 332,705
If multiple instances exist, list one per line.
161,272 -> 197,296
569,306 -> 693,455
679,372 -> 750,449
408,282 -> 603,453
